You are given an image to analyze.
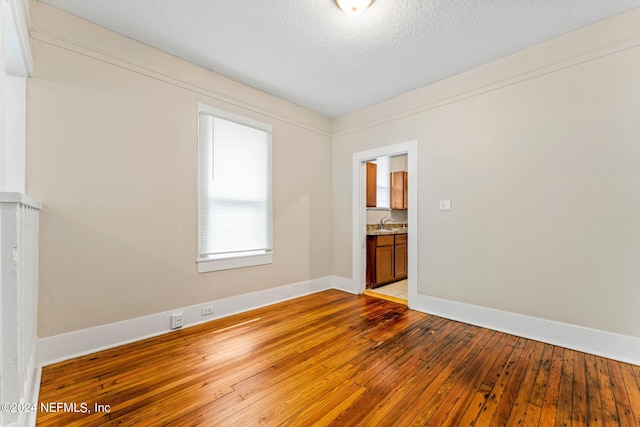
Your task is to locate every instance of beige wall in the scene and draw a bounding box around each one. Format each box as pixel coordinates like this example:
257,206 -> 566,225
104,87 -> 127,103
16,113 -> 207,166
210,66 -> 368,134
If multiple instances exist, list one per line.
332,9 -> 640,338
28,4 -> 332,337
27,3 -> 640,342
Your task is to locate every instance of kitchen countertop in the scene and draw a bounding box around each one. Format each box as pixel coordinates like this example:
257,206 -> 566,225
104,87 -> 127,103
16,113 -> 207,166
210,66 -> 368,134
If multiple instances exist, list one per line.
367,227 -> 408,236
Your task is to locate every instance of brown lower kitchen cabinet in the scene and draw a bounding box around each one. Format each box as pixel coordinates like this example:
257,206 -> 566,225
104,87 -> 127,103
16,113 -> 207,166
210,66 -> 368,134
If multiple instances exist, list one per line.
366,233 -> 408,288
394,233 -> 407,279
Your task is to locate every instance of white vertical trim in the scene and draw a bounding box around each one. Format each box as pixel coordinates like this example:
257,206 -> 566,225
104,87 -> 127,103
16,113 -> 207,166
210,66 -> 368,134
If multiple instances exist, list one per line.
351,156 -> 366,295
351,141 -> 418,300
4,76 -> 27,193
5,0 -> 33,77
406,145 -> 418,303
0,194 -> 41,427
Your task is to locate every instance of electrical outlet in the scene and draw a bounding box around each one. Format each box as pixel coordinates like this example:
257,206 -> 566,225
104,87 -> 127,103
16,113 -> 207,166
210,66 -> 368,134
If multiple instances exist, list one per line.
170,312 -> 184,329
201,306 -> 214,316
439,200 -> 452,211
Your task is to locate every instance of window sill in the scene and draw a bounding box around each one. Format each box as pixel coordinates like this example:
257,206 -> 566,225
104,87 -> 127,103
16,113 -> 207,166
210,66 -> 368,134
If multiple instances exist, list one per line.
197,253 -> 273,273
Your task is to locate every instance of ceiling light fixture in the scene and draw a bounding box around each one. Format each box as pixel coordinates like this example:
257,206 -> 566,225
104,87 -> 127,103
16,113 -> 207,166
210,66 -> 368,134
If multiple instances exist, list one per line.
335,0 -> 373,15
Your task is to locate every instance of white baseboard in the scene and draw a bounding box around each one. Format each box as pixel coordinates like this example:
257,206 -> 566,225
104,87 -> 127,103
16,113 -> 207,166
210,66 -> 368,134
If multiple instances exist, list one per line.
330,275 -> 358,294
38,277 -> 640,368
39,276 -> 333,366
411,293 -> 640,366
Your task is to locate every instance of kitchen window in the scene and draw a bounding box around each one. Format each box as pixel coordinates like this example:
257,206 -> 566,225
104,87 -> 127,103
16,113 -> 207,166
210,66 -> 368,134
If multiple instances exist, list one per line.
197,104 -> 273,272
373,157 -> 390,209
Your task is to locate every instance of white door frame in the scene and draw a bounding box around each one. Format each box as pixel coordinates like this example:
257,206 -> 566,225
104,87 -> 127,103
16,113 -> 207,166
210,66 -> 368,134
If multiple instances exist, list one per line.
352,140 -> 418,306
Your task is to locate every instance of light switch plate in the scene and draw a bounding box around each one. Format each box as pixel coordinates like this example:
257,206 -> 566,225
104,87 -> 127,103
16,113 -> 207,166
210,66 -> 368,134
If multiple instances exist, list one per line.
439,200 -> 452,211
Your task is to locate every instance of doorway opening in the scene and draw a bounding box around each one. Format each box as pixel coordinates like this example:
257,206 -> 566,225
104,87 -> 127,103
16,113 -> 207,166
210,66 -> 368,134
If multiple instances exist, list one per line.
352,141 -> 418,308
364,280 -> 409,304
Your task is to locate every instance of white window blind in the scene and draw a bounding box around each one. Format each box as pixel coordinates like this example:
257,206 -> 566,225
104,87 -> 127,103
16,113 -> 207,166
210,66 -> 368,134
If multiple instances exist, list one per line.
197,105 -> 273,272
375,157 -> 390,209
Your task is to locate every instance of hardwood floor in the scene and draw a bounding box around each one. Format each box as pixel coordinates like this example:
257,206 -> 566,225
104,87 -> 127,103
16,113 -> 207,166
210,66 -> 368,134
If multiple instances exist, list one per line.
37,290 -> 640,426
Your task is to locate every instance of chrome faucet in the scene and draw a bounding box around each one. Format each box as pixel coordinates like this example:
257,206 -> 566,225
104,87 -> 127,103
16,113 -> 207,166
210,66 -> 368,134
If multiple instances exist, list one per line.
379,217 -> 393,229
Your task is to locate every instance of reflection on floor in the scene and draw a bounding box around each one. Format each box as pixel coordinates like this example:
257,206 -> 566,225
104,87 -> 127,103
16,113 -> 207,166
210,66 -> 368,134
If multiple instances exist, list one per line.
364,279 -> 407,304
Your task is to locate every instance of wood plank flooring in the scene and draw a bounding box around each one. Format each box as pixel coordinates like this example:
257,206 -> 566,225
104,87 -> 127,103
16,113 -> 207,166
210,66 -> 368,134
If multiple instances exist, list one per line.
37,290 -> 640,426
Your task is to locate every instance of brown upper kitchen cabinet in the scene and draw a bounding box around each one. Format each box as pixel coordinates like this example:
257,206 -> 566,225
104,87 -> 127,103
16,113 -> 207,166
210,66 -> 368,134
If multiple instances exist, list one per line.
390,171 -> 408,210
366,162 -> 377,207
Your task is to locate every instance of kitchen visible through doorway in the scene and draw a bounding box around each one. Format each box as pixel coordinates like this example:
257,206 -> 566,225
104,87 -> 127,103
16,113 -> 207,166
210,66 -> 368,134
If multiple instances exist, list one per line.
364,279 -> 407,305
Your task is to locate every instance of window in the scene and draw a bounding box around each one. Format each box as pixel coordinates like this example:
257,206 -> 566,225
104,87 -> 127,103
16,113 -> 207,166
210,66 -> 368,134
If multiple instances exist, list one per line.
374,157 -> 390,209
197,104 -> 273,272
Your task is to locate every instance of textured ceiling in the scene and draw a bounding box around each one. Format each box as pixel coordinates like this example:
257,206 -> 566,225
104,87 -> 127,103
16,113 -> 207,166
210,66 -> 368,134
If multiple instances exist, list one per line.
38,0 -> 640,118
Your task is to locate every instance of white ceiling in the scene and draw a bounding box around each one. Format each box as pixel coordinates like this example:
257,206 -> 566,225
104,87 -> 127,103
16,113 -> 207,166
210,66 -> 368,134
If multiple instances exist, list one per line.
38,0 -> 640,118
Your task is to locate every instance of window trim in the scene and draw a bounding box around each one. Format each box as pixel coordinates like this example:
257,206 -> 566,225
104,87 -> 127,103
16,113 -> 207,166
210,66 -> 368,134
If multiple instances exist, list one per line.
197,252 -> 273,273
196,103 -> 274,273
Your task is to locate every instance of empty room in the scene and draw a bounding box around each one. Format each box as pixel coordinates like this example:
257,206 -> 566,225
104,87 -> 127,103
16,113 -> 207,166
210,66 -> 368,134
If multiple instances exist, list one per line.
1,0 -> 640,426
